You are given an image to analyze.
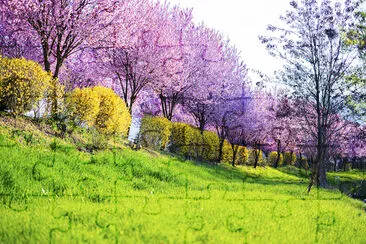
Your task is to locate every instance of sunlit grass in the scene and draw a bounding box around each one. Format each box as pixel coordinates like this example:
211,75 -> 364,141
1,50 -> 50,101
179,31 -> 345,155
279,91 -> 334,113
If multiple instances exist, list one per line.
0,122 -> 365,243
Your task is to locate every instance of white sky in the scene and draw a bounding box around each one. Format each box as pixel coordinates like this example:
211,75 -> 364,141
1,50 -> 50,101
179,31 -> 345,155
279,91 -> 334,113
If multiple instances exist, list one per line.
166,0 -> 293,81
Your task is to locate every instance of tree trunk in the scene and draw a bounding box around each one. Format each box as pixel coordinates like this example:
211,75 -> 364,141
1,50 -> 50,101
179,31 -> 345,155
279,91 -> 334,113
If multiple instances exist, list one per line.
159,92 -> 179,121
199,133 -> 205,162
50,78 -> 59,119
218,137 -> 225,163
231,144 -> 239,167
253,141 -> 261,169
317,137 -> 328,187
308,147 -> 328,192
299,152 -> 303,169
317,157 -> 327,187
274,139 -> 281,168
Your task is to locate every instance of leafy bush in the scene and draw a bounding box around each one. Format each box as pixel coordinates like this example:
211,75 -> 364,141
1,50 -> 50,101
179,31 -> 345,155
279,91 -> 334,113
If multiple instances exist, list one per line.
0,56 -> 52,114
268,151 -> 284,167
139,116 -> 172,150
201,131 -> 220,162
297,156 -> 309,170
283,151 -> 297,165
67,86 -> 131,136
236,146 -> 249,165
220,144 -> 249,165
45,77 -> 65,118
247,149 -> 265,166
221,140 -> 233,164
11,129 -> 36,146
169,122 -> 219,162
169,122 -> 197,158
90,128 -> 109,150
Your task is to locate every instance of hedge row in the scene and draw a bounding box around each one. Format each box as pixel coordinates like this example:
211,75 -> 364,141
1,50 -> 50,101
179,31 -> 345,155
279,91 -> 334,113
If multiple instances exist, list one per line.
139,116 -> 288,166
267,151 -> 298,167
169,122 -> 220,162
139,116 -> 171,151
139,118 -> 219,162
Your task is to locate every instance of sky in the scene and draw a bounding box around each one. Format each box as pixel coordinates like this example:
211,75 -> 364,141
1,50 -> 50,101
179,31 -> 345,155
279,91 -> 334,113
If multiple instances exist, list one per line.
166,0 -> 293,81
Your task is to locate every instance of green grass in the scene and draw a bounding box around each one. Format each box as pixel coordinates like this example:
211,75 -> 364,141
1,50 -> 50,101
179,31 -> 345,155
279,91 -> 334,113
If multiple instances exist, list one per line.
0,118 -> 365,243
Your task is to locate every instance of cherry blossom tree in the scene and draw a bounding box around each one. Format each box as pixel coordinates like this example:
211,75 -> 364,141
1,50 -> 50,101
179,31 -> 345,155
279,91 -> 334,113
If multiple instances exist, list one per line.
154,16 -> 206,121
267,96 -> 302,168
94,1 -> 170,115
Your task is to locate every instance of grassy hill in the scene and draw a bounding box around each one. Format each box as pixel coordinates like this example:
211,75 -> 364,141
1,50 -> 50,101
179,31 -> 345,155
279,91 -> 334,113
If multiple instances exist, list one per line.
0,115 -> 365,243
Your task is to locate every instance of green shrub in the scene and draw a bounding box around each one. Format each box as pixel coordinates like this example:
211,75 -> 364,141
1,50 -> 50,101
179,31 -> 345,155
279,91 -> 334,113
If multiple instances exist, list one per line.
268,151 -> 284,167
221,140 -> 233,164
169,122 -> 198,158
283,151 -> 297,165
247,149 -> 265,166
221,144 -> 249,166
169,122 -> 219,162
90,129 -> 109,150
139,116 -> 171,150
201,131 -> 220,162
297,156 -> 309,170
236,146 -> 249,165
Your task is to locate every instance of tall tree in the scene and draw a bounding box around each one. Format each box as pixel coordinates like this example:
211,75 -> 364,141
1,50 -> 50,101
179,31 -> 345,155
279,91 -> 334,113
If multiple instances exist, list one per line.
260,0 -> 361,189
95,0 -> 167,115
153,6 -> 197,121
269,97 -> 300,168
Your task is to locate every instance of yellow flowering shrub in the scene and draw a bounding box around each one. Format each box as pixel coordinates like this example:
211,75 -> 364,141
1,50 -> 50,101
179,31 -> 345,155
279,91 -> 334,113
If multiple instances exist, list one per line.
67,86 -> 131,136
94,86 -> 130,135
46,78 -> 65,117
67,87 -> 100,127
169,122 -> 192,156
220,144 -> 249,165
0,56 -> 52,114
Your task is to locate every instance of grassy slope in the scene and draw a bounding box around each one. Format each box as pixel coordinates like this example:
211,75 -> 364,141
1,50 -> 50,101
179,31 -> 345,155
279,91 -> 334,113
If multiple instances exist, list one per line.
0,116 -> 365,243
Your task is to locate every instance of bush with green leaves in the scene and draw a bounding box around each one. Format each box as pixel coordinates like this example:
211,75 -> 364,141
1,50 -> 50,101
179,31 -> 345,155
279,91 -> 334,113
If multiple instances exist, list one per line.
268,151 -> 284,167
247,149 -> 265,166
169,122 -> 198,158
221,140 -> 233,164
284,151 -> 297,165
297,156 -> 309,170
169,122 -> 220,162
200,130 -> 220,162
236,146 -> 249,165
139,116 -> 172,150
221,144 -> 249,166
